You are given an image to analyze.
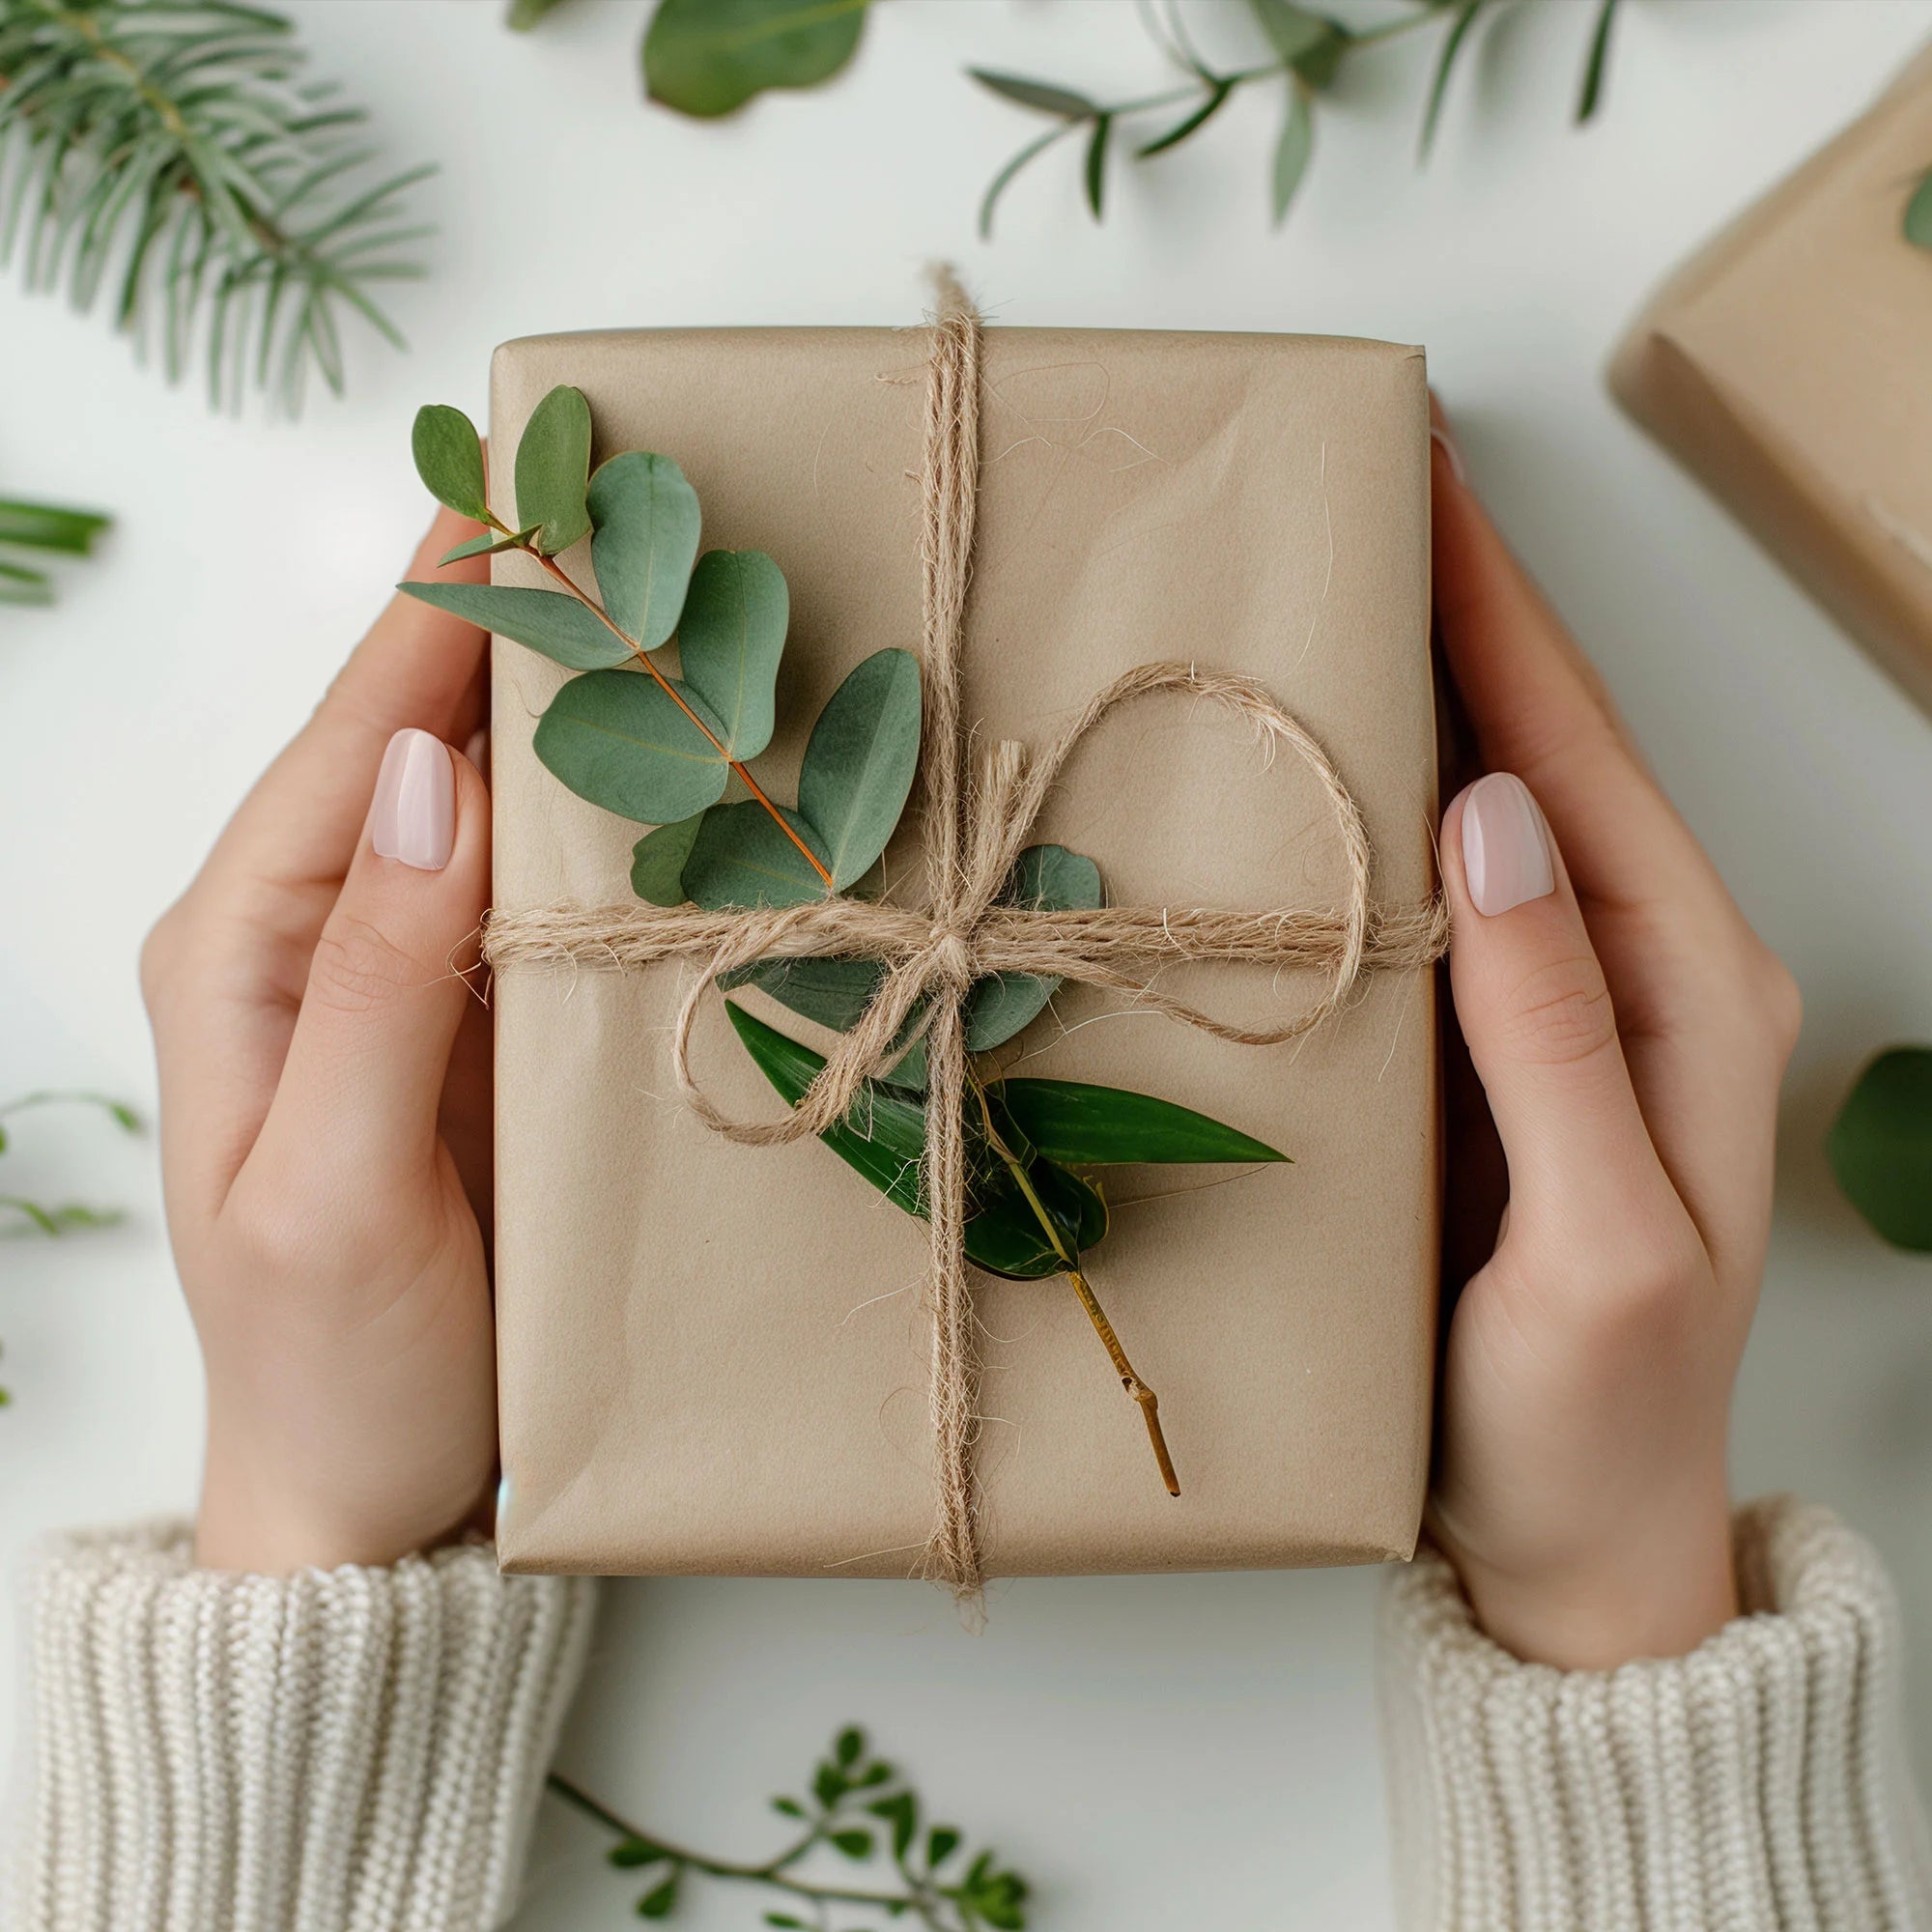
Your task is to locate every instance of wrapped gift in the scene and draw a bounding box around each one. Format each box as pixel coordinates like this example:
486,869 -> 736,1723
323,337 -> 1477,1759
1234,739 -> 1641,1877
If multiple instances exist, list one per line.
488,317 -> 1440,1579
1611,45 -> 1932,716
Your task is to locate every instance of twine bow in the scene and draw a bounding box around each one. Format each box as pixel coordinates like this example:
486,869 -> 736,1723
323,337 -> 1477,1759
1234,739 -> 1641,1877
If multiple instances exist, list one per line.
484,275 -> 1448,1595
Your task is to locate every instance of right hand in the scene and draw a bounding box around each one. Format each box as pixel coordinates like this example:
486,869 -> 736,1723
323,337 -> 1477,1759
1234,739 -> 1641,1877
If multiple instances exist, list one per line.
1426,408 -> 1802,1670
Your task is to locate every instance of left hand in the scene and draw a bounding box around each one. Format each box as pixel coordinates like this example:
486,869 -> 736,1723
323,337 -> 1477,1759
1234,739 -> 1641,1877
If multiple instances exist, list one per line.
141,508 -> 497,1573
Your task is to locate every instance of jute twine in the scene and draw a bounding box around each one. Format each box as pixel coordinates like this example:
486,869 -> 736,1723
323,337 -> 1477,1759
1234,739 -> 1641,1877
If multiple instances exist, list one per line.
483,273 -> 1449,1595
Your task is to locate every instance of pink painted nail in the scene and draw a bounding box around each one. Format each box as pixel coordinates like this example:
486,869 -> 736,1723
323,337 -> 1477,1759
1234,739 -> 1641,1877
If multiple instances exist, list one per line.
1461,772 -> 1554,916
371,728 -> 455,871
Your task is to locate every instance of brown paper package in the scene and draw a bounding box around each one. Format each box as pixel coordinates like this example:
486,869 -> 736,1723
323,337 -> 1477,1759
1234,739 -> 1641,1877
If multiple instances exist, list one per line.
489,326 -> 1439,1578
1610,45 -> 1932,718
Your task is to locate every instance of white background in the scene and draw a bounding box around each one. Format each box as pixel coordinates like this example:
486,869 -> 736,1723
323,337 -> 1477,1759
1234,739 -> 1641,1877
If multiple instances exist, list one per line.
5,2 -> 1932,1926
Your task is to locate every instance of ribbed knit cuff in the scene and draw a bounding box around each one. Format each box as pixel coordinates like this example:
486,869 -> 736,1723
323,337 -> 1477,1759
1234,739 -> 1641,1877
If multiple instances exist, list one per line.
13,1520 -> 598,1932
1380,1498 -> 1932,1932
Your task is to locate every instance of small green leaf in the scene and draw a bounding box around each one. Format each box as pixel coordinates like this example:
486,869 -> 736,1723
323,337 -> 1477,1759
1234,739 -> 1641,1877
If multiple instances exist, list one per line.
506,0 -> 571,26
636,1872 -> 680,1918
677,550 -> 787,757
721,955 -> 884,1031
1829,1047 -> 1932,1251
515,384 -> 593,555
764,1917 -> 809,1929
1419,0 -> 1484,158
1271,83 -> 1314,226
1575,0 -> 1621,124
926,1826 -> 962,1866
0,500 -> 110,555
1247,0 -> 1350,86
396,582 -> 633,671
645,0 -> 870,118
970,69 -> 1096,119
867,1790 -> 918,1860
610,1838 -> 668,1868
991,1079 -> 1288,1166
813,1761 -> 848,1808
438,527 -> 533,565
1082,115 -> 1111,220
1136,79 -> 1234,158
959,844 -> 1105,1056
631,814 -> 705,905
682,802 -> 830,910
0,560 -> 55,607
1906,171 -> 1932,253
830,1830 -> 874,1860
835,1725 -> 866,1765
411,404 -> 488,521
771,1796 -> 808,1819
535,668 -> 730,824
798,649 -> 923,890
588,452 -> 702,651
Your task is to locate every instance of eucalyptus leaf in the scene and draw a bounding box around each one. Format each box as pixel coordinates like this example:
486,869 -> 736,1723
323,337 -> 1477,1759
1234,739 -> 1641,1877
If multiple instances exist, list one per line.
798,649 -> 923,890
682,801 -> 831,910
645,0 -> 870,119
534,668 -> 729,823
515,384 -> 592,555
1907,171 -> 1932,253
1247,0 -> 1350,87
677,550 -> 787,757
959,843 -> 1104,1054
438,526 -> 536,565
992,1078 -> 1289,1166
631,813 -> 705,905
411,403 -> 488,521
970,69 -> 1096,119
1271,83 -> 1313,224
720,955 -> 884,1031
1083,114 -> 1111,219
587,450 -> 702,650
396,582 -> 633,670
1136,79 -> 1234,158
1828,1047 -> 1932,1251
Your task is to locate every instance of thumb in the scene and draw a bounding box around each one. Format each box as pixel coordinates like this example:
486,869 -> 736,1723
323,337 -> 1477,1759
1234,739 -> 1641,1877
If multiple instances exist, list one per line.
257,729 -> 490,1188
1442,772 -> 1664,1246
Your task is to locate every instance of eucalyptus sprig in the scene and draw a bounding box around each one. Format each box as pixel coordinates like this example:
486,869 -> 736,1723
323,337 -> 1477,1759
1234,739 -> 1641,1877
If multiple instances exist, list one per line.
405,389 -> 1294,1495
0,492 -> 109,607
548,1725 -> 1032,1930
0,0 -> 432,411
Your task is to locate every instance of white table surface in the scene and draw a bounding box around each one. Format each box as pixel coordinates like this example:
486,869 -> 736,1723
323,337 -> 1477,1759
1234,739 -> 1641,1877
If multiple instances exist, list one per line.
5,3 -> 1932,1926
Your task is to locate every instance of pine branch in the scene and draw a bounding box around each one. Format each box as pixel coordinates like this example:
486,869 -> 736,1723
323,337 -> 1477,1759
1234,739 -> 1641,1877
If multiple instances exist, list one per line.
0,0 -> 432,412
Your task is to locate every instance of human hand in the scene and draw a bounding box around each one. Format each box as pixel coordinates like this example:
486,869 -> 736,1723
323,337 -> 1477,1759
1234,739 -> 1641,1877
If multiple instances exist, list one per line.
1428,410 -> 1801,1670
141,509 -> 496,1574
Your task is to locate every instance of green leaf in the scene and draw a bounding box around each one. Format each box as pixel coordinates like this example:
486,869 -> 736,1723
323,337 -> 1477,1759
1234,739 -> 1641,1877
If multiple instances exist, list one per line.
412,404 -> 488,521
534,668 -> 730,824
507,0 -> 572,26
979,125 -> 1074,240
588,452 -> 702,651
764,1918 -> 810,1929
677,550 -> 787,757
991,1079 -> 1288,1166
1575,0 -> 1621,124
1419,0 -> 1484,159
835,1725 -> 866,1765
1082,115 -> 1111,220
437,526 -> 535,565
631,814 -> 706,905
970,69 -> 1096,119
957,844 -> 1105,1057
1271,83 -> 1313,226
813,1761 -> 848,1807
636,1872 -> 680,1918
830,1830 -> 874,1860
867,1790 -> 918,1860
395,582 -> 633,670
798,649 -> 923,890
1906,171 -> 1932,252
609,1838 -> 669,1868
1136,79 -> 1235,158
682,802 -> 831,910
1247,0 -> 1350,87
721,955 -> 884,1030
645,0 -> 870,118
0,499 -> 112,555
515,384 -> 593,555
771,1797 -> 808,1819
926,1826 -> 962,1866
1828,1047 -> 1932,1251
0,561 -> 55,608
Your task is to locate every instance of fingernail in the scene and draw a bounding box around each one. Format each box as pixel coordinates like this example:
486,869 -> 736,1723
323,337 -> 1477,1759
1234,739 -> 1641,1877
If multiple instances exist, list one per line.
371,728 -> 455,870
1461,773 -> 1554,916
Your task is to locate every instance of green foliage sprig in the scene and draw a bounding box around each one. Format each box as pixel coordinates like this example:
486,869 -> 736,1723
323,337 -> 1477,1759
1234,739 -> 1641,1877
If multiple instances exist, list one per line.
1830,1049 -> 1932,1253
0,492 -> 108,606
0,1089 -> 137,1235
0,0 -> 432,411
405,389 -> 1293,1494
548,1726 -> 1032,1930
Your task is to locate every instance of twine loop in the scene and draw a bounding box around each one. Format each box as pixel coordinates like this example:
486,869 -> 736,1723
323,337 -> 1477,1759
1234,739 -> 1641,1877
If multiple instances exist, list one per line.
483,273 -> 1447,1595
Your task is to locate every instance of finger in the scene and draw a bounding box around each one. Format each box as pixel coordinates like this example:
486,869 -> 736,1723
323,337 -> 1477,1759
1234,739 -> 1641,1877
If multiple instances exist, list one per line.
1440,771 -> 1683,1255
247,730 -> 490,1204
205,507 -> 492,895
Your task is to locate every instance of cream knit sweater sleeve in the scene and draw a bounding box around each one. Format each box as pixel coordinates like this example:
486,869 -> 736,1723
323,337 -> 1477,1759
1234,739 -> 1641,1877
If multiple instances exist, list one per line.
12,1520 -> 597,1932
1380,1496 -> 1932,1931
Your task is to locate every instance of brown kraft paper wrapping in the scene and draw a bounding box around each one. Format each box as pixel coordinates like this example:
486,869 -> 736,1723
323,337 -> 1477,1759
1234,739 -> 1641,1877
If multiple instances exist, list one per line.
489,326 -> 1438,1578
1610,44 -> 1932,717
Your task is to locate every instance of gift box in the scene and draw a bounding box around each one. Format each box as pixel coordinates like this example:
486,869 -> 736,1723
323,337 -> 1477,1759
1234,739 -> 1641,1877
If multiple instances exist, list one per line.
1610,45 -> 1932,717
488,321 -> 1439,1579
